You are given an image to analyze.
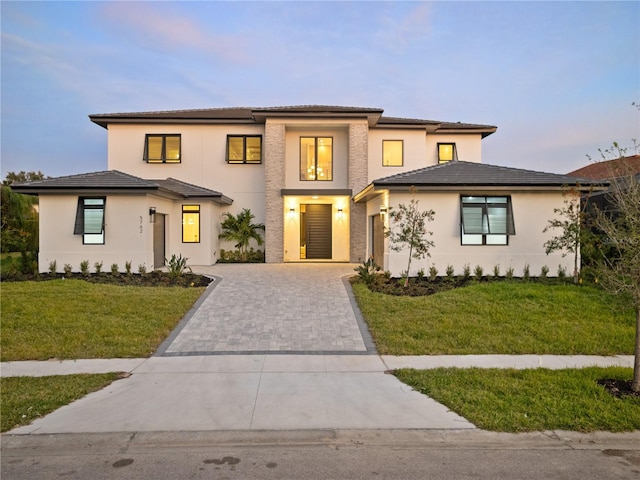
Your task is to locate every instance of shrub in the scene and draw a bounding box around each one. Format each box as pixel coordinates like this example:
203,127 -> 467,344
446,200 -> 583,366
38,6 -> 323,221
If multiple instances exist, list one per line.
138,264 -> 147,275
48,260 -> 57,275
428,265 -> 438,281
94,261 -> 103,274
474,265 -> 483,281
557,265 -> 567,279
462,264 -> 471,280
523,263 -> 530,280
505,266 -> 515,279
111,263 -> 119,275
492,264 -> 501,278
354,257 -> 381,286
80,260 -> 90,277
445,264 -> 455,281
125,261 -> 132,276
416,268 -> 425,282
540,265 -> 549,279
165,254 -> 191,278
63,263 -> 72,275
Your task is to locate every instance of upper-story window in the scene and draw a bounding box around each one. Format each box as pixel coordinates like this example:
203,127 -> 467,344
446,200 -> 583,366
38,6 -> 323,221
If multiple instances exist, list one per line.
460,196 -> 515,245
74,197 -> 105,245
226,135 -> 262,164
300,137 -> 333,181
438,143 -> 457,163
144,134 -> 181,163
382,140 -> 403,166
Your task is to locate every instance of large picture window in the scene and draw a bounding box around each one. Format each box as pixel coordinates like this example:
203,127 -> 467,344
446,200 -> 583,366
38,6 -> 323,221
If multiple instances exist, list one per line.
144,134 -> 181,163
300,137 -> 333,181
460,196 -> 514,245
182,205 -> 200,243
383,140 -> 403,166
226,135 -> 262,163
74,197 -> 105,244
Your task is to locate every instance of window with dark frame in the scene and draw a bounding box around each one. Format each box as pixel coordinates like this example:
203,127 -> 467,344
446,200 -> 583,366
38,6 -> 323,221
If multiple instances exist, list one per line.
226,135 -> 262,164
74,197 -> 105,245
382,140 -> 403,166
460,196 -> 515,245
182,205 -> 200,243
438,143 -> 457,163
144,134 -> 181,163
300,137 -> 333,181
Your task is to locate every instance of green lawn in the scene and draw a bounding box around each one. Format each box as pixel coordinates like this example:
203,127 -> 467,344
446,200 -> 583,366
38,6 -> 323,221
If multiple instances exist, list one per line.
394,367 -> 640,432
1,280 -> 205,360
352,281 -> 635,355
1,374 -> 123,432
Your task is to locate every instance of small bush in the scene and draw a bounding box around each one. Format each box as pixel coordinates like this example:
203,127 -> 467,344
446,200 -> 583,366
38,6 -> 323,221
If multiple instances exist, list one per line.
94,261 -> 103,274
80,260 -> 90,277
445,264 -> 455,281
462,264 -> 471,280
48,260 -> 57,275
523,263 -> 530,280
138,264 -> 147,275
557,265 -> 567,279
429,265 -> 438,281
540,265 -> 549,279
474,265 -> 483,281
492,264 -> 500,278
125,261 -> 132,276
505,266 -> 514,279
111,263 -> 119,275
63,264 -> 72,275
416,268 -> 425,282
354,258 -> 381,286
165,254 -> 191,278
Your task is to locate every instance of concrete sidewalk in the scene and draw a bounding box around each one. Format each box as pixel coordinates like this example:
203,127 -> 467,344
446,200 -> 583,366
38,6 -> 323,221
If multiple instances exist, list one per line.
2,354 -> 635,435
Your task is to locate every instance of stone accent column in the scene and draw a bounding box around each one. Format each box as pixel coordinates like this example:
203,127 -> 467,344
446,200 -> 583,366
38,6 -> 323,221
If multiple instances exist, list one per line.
348,122 -> 369,263
264,121 -> 286,263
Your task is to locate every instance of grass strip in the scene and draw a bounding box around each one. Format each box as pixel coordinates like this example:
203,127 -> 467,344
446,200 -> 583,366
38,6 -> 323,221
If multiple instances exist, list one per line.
394,367 -> 640,432
352,281 -> 634,355
1,373 -> 123,432
1,280 -> 205,360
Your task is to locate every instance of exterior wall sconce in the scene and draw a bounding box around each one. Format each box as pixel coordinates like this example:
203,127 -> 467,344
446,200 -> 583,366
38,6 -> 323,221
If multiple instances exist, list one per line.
379,205 -> 387,220
337,208 -> 344,219
149,207 -> 156,223
288,207 -> 296,218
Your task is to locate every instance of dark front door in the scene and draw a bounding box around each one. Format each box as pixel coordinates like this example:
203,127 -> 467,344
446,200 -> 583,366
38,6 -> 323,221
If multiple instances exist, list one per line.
153,213 -> 165,268
372,214 -> 384,267
301,204 -> 332,259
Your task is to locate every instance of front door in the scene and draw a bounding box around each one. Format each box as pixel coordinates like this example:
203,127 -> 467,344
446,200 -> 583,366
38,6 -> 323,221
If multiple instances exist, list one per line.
372,214 -> 384,267
153,213 -> 165,268
300,204 -> 332,259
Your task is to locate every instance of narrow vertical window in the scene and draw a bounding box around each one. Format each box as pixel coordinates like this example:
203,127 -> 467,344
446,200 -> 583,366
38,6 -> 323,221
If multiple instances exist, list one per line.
144,134 -> 181,163
182,205 -> 200,243
74,197 -> 105,244
382,140 -> 403,166
438,143 -> 457,163
300,137 -> 333,181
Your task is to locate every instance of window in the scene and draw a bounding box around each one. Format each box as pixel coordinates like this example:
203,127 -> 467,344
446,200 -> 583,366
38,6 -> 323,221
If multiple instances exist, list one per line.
383,140 -> 403,166
182,205 -> 200,243
226,135 -> 262,163
438,143 -> 457,163
460,196 -> 515,245
74,197 -> 105,244
300,137 -> 333,181
144,134 -> 181,163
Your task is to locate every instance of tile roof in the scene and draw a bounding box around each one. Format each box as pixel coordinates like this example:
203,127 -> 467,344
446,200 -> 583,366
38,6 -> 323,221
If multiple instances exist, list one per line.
567,155 -> 640,180
12,170 -> 232,204
372,161 -> 598,187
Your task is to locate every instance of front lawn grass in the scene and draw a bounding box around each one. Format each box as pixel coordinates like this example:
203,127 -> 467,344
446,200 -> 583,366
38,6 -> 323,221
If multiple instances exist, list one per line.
394,367 -> 640,432
1,373 -> 122,432
1,280 -> 205,360
352,281 -> 634,355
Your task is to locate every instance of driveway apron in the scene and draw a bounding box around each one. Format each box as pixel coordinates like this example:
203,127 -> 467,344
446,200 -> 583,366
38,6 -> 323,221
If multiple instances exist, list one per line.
158,263 -> 375,355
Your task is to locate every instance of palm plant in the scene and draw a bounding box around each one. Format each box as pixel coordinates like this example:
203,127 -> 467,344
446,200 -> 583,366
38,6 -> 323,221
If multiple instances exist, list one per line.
218,208 -> 265,261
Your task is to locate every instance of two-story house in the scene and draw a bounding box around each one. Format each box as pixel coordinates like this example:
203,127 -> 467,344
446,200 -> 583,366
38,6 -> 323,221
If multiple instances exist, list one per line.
14,105 -> 596,276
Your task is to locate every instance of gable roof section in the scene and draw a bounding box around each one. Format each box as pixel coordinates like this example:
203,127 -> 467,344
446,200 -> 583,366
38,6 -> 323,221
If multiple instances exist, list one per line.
12,170 -> 233,204
89,105 -> 496,135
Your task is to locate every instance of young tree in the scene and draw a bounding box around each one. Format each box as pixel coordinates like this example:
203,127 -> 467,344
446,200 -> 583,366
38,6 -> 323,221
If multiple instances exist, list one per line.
385,193 -> 435,288
589,143 -> 640,392
543,187 -> 584,283
218,208 -> 265,261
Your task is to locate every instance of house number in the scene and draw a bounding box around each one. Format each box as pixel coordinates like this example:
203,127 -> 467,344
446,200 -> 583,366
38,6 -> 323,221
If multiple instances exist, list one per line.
140,216 -> 143,234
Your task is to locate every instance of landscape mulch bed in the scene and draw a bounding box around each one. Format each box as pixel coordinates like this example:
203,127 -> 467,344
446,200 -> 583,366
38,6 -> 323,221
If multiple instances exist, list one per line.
597,379 -> 640,399
0,271 -> 213,288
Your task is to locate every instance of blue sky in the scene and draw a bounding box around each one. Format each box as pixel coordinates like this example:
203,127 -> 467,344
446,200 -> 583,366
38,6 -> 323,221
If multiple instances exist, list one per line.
2,1 -> 638,178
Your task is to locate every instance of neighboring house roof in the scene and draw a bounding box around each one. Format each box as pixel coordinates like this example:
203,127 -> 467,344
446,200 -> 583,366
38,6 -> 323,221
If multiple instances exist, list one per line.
567,155 -> 640,180
88,105 -> 496,137
12,170 -> 233,204
354,161 -> 602,202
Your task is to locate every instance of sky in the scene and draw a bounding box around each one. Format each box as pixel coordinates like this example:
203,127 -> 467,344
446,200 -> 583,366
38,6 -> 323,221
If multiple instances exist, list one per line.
1,1 -> 639,179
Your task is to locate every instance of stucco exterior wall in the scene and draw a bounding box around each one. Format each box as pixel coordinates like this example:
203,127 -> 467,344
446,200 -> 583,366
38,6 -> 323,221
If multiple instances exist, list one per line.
375,190 -> 576,278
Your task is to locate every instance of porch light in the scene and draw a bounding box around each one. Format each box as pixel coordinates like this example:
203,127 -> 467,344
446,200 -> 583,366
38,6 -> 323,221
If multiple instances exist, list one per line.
149,207 -> 156,223
337,208 -> 344,219
379,205 -> 387,221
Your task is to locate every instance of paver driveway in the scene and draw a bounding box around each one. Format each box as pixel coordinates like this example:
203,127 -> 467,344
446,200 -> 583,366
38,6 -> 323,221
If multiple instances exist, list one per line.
158,263 -> 375,355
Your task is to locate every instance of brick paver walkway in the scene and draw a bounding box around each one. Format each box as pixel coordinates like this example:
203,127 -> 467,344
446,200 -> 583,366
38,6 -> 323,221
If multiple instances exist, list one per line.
158,264 -> 375,355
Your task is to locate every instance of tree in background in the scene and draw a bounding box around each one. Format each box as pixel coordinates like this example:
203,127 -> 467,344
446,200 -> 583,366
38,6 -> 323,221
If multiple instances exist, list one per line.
2,170 -> 46,186
385,190 -> 435,287
218,208 -> 265,262
589,141 -> 640,392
